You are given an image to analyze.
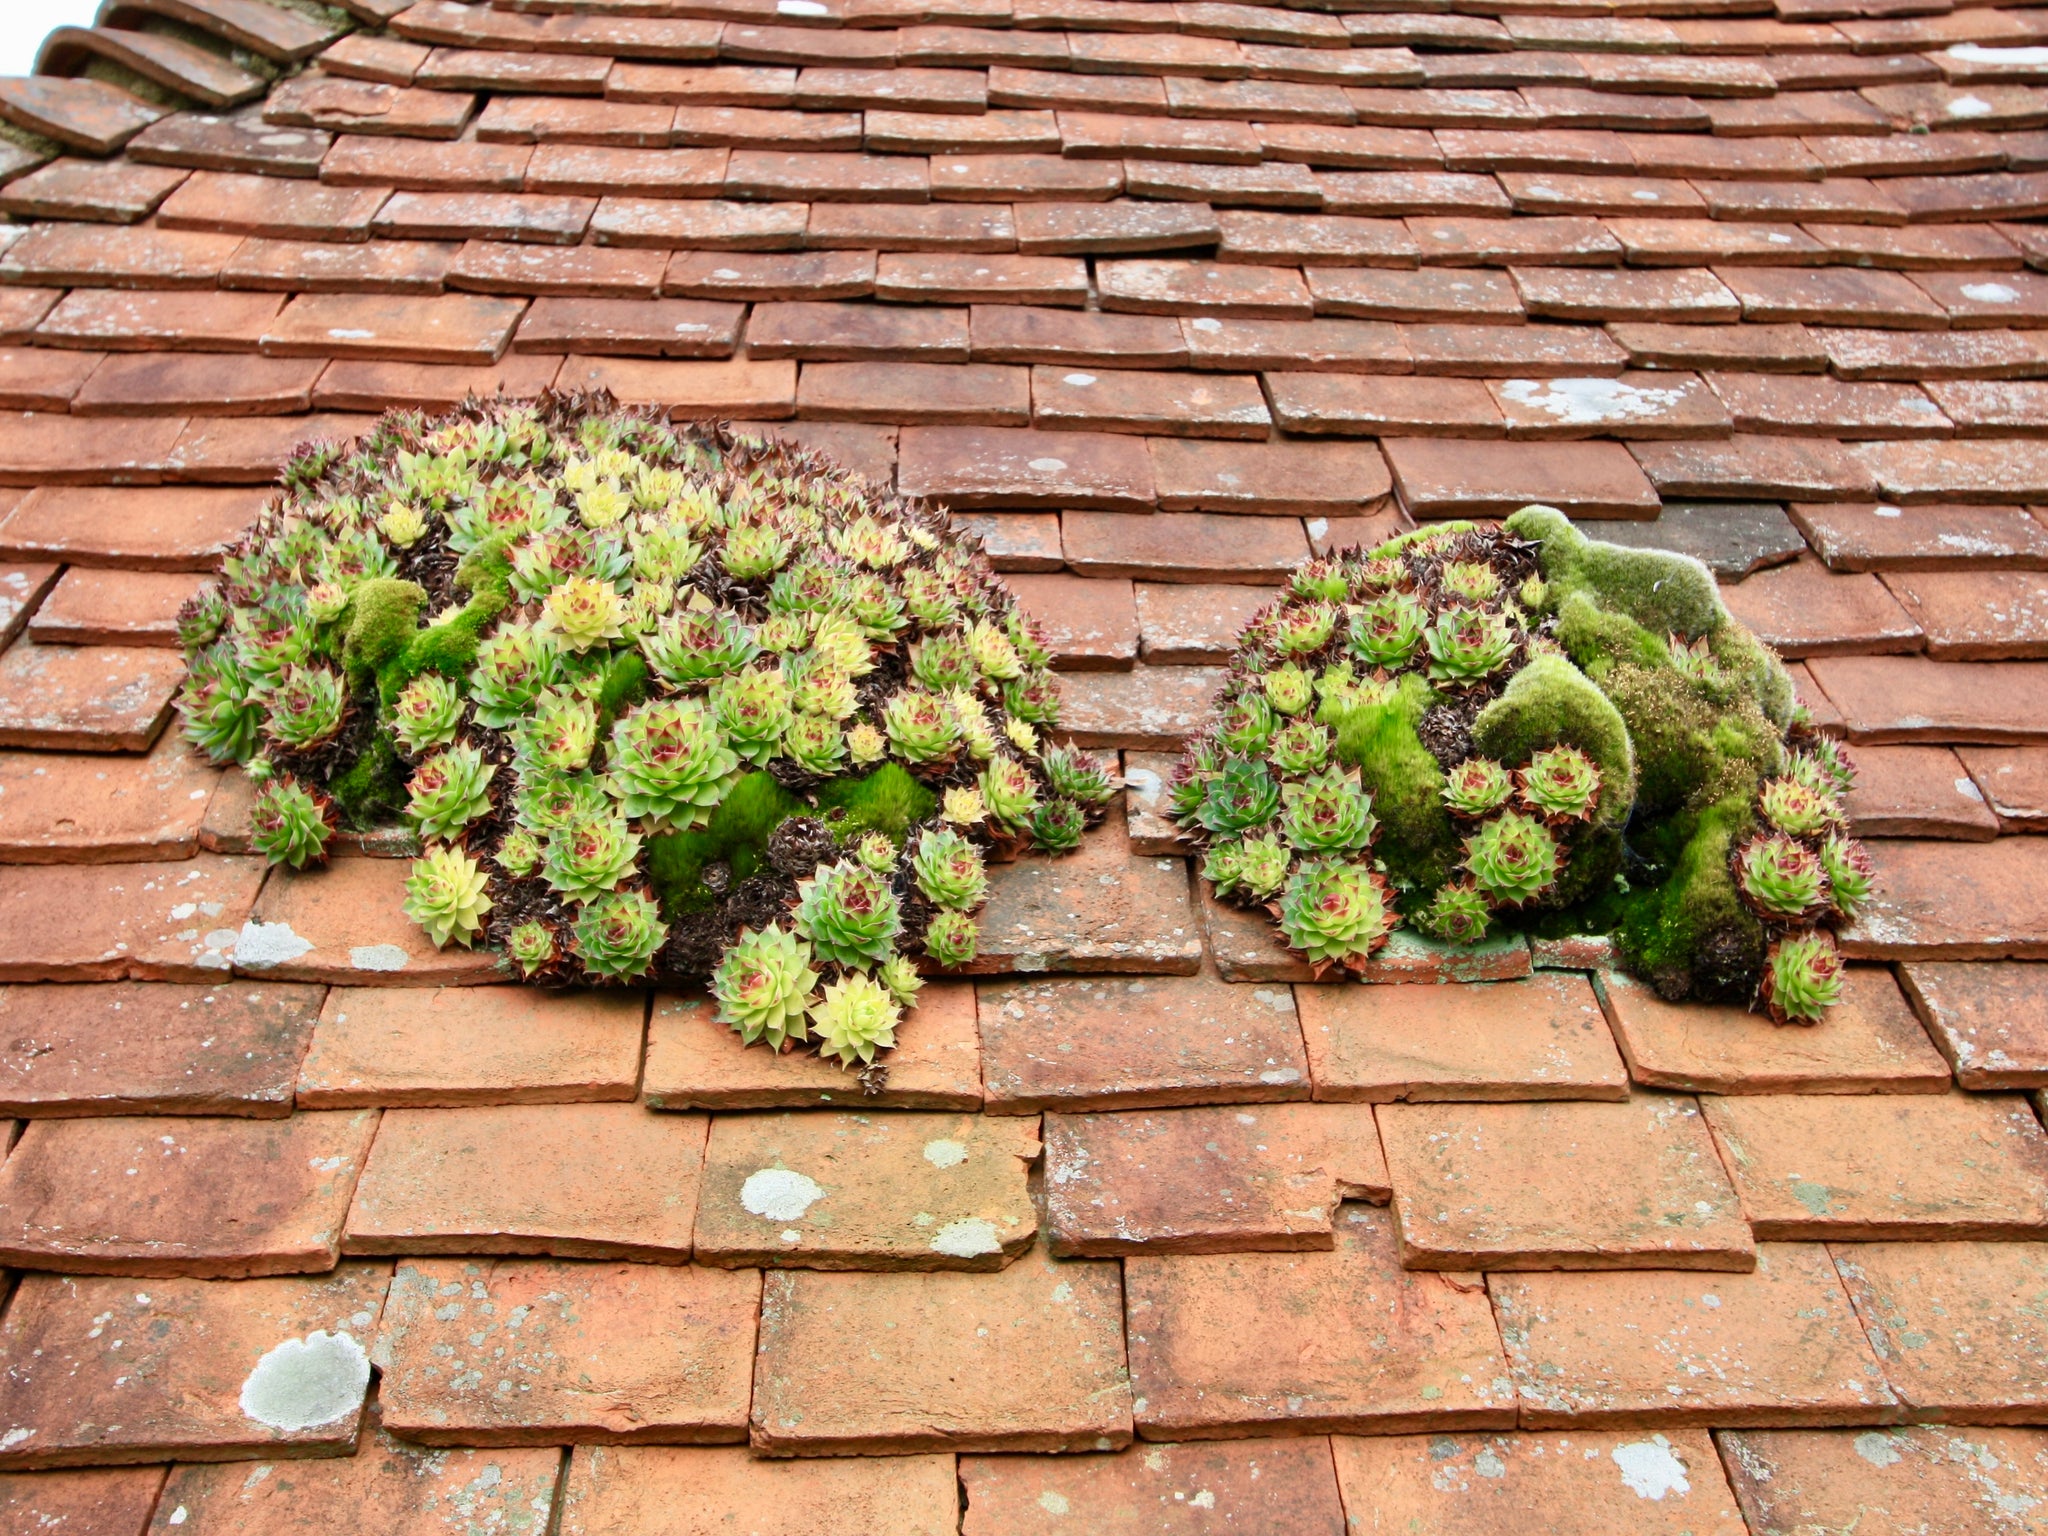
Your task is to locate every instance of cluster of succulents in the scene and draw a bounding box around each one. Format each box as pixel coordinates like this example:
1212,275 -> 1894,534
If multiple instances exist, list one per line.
1737,740 -> 1868,1023
177,394 -> 1114,1068
1173,510 -> 1873,1024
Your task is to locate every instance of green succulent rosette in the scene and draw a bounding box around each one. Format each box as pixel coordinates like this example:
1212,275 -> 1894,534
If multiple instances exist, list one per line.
571,890 -> 668,980
712,924 -> 818,1050
1278,860 -> 1396,970
793,859 -> 903,970
1763,930 -> 1844,1024
249,778 -> 334,870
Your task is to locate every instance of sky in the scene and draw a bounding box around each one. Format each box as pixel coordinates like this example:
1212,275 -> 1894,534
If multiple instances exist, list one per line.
0,2 -> 106,79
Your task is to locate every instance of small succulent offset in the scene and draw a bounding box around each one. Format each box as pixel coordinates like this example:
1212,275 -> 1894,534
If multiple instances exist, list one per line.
176,397 -> 1106,1073
1763,930 -> 1844,1024
248,778 -> 334,870
1758,776 -> 1841,839
1442,757 -> 1514,819
711,924 -> 818,1050
1736,834 -> 1829,919
911,827 -> 989,911
1518,745 -> 1602,823
1464,813 -> 1562,907
810,973 -> 901,1067
1419,881 -> 1491,946
1172,514 -> 1877,1022
572,890 -> 668,979
1278,861 -> 1396,972
1424,607 -> 1516,685
406,745 -> 496,843
794,860 -> 903,970
403,846 -> 493,949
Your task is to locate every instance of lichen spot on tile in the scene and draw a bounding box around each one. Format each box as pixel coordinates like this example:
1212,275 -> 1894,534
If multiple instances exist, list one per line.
1038,1489 -> 1071,1516
233,920 -> 314,970
931,1217 -> 1001,1258
924,1138 -> 969,1169
1612,1435 -> 1690,1501
350,944 -> 409,972
742,1168 -> 825,1222
238,1330 -> 369,1431
1856,1430 -> 1905,1467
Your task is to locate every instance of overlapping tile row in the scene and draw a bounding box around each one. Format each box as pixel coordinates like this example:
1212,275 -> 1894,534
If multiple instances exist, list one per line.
0,962 -> 2044,1529
0,0 -> 2047,1530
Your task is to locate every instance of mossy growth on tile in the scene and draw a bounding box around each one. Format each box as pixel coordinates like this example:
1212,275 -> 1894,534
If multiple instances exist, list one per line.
1171,508 -> 1869,1023
176,392 -> 1116,1067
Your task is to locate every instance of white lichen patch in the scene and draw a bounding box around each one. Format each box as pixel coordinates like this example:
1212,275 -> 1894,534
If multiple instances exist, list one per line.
1612,1435 -> 1691,1500
238,1330 -> 370,1432
232,921 -> 315,970
349,944 -> 411,972
1498,377 -> 1691,426
1962,281 -> 2021,305
931,1218 -> 1002,1258
923,1139 -> 969,1169
741,1168 -> 825,1222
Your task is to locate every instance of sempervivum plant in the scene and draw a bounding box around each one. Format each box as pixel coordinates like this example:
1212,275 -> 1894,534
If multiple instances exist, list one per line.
1763,930 -> 1845,1025
1465,812 -> 1562,907
176,395 -> 1108,1071
248,777 -> 335,870
1278,861 -> 1397,973
1171,514 -> 1877,1021
1518,745 -> 1601,823
1442,757 -> 1513,819
1758,776 -> 1841,839
1424,607 -> 1516,686
1736,834 -> 1830,919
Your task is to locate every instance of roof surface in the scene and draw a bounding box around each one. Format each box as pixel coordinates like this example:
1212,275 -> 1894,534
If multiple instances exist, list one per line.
0,0 -> 2045,1528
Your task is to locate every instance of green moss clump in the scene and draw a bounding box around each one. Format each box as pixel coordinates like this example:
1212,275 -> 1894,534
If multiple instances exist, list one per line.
1333,672 -> 1458,893
1555,590 -> 1667,677
1506,506 -> 1723,642
341,578 -> 427,691
592,651 -> 651,731
646,770 -> 806,915
1615,793 -> 1767,1003
1471,654 -> 1635,905
815,761 -> 939,845
326,729 -> 406,830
